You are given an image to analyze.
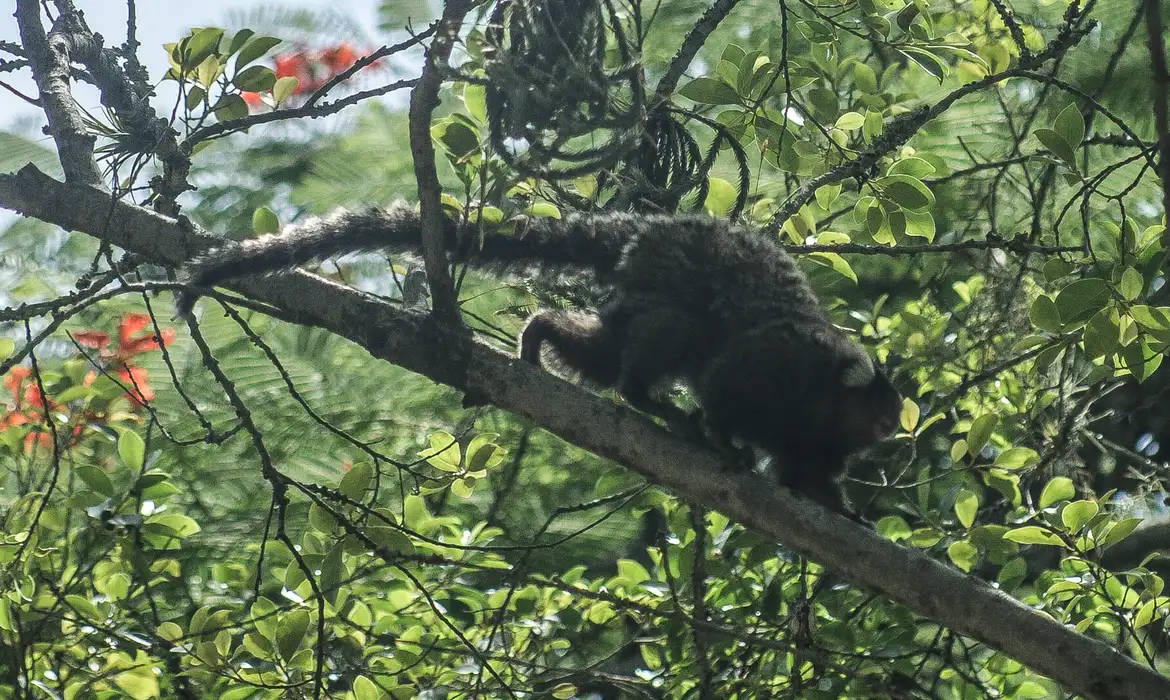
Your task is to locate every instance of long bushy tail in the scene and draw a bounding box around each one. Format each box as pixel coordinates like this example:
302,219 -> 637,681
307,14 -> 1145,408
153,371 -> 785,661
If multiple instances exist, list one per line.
176,201 -> 636,315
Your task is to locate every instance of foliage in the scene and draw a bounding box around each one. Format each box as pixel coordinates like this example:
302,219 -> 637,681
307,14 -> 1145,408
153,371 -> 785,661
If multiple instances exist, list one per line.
2,0 -> 1170,698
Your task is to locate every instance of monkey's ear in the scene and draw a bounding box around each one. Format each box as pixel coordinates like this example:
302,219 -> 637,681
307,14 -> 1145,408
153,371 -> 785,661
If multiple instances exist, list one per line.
841,357 -> 876,388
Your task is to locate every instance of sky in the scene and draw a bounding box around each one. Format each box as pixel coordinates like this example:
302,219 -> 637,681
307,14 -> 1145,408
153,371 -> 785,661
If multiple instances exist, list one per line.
0,0 -> 382,132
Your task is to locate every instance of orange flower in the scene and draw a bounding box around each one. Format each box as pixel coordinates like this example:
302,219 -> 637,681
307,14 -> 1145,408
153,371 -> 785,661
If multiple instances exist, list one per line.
73,330 -> 111,350
4,366 -> 30,403
118,366 -> 155,405
320,43 -> 358,73
116,314 -> 175,358
68,314 -> 175,407
274,51 -> 314,93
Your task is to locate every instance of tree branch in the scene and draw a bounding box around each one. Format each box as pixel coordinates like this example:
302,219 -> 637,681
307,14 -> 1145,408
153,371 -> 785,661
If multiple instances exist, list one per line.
13,0 -> 100,184
654,0 -> 742,102
1,164 -> 1168,700
1144,0 -> 1170,231
409,1 -> 474,324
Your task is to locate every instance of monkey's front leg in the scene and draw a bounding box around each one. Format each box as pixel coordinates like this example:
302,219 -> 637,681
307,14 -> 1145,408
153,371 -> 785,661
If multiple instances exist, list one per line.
687,410 -> 757,473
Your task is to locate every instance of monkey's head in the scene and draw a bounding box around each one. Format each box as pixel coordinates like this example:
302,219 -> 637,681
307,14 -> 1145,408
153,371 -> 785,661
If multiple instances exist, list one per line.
837,357 -> 903,452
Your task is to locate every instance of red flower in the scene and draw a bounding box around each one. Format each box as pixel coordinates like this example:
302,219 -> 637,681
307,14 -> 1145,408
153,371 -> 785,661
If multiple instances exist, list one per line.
118,366 -> 155,405
4,366 -> 30,403
2,366 -> 64,452
117,314 -> 175,357
73,330 -> 110,350
320,43 -> 358,73
274,51 -> 314,93
69,314 -> 175,407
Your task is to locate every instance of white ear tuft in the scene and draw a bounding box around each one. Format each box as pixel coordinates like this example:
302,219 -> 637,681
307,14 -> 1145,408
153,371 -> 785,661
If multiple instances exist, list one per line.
841,357 -> 876,387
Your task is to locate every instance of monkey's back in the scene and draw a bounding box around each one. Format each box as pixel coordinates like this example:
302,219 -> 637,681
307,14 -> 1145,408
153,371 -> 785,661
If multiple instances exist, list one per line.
614,216 -> 828,336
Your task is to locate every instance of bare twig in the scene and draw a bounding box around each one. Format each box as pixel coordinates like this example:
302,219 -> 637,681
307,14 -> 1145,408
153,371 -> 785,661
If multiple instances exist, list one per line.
654,0 -> 742,102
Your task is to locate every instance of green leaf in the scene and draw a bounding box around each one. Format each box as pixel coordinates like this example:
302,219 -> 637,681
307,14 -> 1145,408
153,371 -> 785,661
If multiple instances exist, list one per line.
863,109 -> 883,142
1100,517 -> 1144,549
903,210 -> 935,241
1055,278 -> 1111,326
853,62 -> 878,93
947,540 -> 977,571
703,177 -> 737,216
834,112 -> 865,130
1034,128 -> 1076,166
252,207 -> 279,234
236,36 -> 282,70
76,464 -> 114,497
1043,258 -> 1074,282
213,94 -> 249,122
1039,476 -> 1075,508
966,414 -> 996,456
994,447 -> 1039,470
678,77 -> 741,105
1060,500 -> 1098,532
227,29 -> 255,56
1119,267 -> 1144,301
318,544 -> 344,604
353,676 -> 380,700
435,120 -> 479,160
420,431 -> 461,472
525,202 -> 561,219
1003,526 -> 1064,546
146,513 -> 201,538
888,157 -> 936,178
185,86 -> 207,111
233,65 -> 276,92
308,502 -> 339,533
997,557 -> 1027,590
276,609 -> 311,660
1054,104 -> 1086,149
368,525 -> 416,555
273,76 -> 299,105
114,661 -> 160,700
899,398 -> 920,432
176,28 -> 224,71
796,19 -> 836,44
898,47 -> 948,81
463,83 -> 487,122
877,515 -> 911,541
66,594 -> 101,620
118,429 -> 145,470
865,202 -> 885,236
1082,309 -> 1119,359
1028,295 -> 1061,333
157,621 -> 184,642
815,184 -> 841,209
0,338 -> 13,361
552,683 -> 578,699
954,489 -> 978,528
808,252 -> 857,283
339,461 -> 374,501
874,175 -> 934,212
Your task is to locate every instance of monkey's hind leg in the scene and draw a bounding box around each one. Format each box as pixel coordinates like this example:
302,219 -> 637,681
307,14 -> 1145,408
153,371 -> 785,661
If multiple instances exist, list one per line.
614,309 -> 706,432
519,309 -> 625,387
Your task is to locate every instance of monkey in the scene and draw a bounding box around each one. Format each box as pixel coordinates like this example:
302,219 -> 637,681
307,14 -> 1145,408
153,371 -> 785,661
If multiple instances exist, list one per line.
177,203 -> 903,515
